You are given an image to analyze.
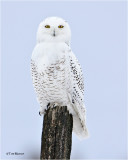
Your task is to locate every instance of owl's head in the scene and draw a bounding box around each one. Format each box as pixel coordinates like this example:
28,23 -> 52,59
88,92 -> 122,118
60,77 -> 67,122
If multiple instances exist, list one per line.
36,17 -> 71,45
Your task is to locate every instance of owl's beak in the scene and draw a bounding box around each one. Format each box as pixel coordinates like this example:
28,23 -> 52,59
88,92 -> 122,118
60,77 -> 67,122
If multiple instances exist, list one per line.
53,30 -> 56,37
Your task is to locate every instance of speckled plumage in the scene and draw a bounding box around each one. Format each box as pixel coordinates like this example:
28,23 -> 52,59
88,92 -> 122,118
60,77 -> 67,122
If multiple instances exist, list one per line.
31,17 -> 88,139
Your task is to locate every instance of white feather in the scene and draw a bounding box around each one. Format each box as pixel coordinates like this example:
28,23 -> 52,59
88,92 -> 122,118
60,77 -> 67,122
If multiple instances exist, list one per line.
31,17 -> 89,139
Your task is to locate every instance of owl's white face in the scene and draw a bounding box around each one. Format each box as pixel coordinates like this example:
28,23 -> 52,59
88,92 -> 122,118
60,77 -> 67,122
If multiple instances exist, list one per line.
37,17 -> 71,45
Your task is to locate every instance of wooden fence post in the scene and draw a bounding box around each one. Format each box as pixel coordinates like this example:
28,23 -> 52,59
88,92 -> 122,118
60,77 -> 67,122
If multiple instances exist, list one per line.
40,106 -> 73,159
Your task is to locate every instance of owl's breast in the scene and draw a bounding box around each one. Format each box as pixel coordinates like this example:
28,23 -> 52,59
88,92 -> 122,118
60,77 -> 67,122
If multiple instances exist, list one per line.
31,56 -> 69,104
31,42 -> 70,73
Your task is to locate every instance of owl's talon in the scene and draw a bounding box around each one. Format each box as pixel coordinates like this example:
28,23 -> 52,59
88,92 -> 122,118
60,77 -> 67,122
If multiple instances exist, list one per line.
39,111 -> 41,116
53,103 -> 59,107
47,103 -> 50,109
39,111 -> 43,116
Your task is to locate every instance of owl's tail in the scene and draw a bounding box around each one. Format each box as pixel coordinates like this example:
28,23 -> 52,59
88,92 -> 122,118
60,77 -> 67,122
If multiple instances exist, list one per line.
67,93 -> 89,139
67,104 -> 89,140
73,114 -> 89,140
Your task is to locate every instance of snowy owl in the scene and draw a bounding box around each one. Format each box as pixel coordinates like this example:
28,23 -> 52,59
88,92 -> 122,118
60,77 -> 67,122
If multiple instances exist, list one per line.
31,17 -> 88,139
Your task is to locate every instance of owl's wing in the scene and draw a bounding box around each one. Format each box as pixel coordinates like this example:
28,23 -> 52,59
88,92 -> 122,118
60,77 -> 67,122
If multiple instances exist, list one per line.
67,51 -> 88,138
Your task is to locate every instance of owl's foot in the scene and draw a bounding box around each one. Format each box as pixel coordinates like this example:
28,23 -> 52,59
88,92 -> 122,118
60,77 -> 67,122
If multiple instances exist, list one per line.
46,102 -> 57,109
39,107 -> 44,116
53,103 -> 59,107
45,102 -> 61,112
39,111 -> 44,116
47,103 -> 50,110
50,102 -> 60,108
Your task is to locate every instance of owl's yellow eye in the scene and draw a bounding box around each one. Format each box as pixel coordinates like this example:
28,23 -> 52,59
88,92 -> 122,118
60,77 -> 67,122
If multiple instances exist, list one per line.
45,25 -> 50,28
58,25 -> 64,28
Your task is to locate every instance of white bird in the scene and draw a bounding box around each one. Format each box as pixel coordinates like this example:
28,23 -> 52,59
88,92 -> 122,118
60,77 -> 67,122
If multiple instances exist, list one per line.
31,17 -> 88,139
